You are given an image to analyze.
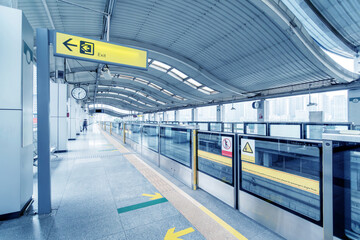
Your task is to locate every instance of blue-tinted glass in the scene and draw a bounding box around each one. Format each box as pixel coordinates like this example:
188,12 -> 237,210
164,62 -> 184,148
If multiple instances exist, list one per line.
245,123 -> 266,135
142,126 -> 159,152
209,123 -> 222,132
160,127 -> 191,167
130,124 -> 141,143
306,125 -> 349,139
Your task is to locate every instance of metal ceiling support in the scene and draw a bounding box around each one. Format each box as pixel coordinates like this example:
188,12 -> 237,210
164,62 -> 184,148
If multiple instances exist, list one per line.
93,65 -> 101,103
111,38 -> 247,95
304,0 -> 356,53
103,68 -> 205,102
88,109 -> 126,118
41,0 -> 55,29
95,99 -> 143,112
57,0 -> 108,15
93,0 -> 116,104
259,0 -> 358,83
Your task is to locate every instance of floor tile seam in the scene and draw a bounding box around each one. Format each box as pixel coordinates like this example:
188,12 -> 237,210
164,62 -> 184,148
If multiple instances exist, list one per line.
53,151 -> 81,215
44,214 -> 57,240
102,132 -> 247,240
100,130 -> 131,234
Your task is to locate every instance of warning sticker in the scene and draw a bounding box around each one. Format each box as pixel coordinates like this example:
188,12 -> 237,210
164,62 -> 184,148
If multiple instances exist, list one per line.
221,137 -> 232,157
241,139 -> 255,163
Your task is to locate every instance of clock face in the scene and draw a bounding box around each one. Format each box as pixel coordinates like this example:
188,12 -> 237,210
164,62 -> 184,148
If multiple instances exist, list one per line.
71,87 -> 87,100
252,101 -> 260,109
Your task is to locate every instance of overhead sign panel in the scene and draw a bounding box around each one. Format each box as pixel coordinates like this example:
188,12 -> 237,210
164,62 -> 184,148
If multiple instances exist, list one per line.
54,31 -> 148,69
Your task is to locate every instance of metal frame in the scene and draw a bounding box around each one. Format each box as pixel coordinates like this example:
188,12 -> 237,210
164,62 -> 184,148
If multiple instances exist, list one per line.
322,140 -> 333,240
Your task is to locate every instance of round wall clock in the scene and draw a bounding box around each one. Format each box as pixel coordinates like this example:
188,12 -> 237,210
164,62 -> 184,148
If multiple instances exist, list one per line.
71,87 -> 87,100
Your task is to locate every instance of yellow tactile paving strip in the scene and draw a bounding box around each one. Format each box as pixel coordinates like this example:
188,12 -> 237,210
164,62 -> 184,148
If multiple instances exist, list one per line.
101,129 -> 247,240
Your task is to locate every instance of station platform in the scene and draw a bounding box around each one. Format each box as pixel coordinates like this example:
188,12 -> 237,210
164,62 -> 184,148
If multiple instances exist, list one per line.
0,125 -> 283,240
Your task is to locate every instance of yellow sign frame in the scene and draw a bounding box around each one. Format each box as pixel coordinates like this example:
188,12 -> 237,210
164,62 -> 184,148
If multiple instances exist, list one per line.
53,31 -> 148,70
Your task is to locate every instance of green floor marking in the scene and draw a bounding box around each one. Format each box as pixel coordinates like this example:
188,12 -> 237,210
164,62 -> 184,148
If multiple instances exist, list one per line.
117,198 -> 168,214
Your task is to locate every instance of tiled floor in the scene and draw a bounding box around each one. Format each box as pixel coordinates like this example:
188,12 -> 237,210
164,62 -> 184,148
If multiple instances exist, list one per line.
0,125 -> 283,240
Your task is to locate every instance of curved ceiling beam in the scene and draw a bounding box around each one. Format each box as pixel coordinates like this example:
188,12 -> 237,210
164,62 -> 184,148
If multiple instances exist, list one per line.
96,81 -> 186,103
65,76 -> 186,103
96,93 -> 158,110
89,109 -> 126,118
58,66 -> 212,102
94,98 -> 143,112
96,92 -> 163,107
96,88 -> 171,106
257,0 -> 359,83
107,67 -> 206,102
281,0 -> 355,57
108,38 -> 247,95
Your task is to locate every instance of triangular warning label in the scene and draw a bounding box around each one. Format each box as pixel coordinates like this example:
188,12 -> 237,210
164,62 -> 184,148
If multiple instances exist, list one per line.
243,142 -> 253,153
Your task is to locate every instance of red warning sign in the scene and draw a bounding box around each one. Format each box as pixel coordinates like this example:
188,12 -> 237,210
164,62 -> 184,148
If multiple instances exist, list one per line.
221,137 -> 232,157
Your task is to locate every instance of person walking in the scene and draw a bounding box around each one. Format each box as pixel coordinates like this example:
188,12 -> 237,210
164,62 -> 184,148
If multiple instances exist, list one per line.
83,119 -> 88,132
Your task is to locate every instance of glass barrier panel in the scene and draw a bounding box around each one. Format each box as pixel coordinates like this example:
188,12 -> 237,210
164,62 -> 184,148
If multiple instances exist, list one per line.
332,141 -> 360,239
209,123 -> 222,132
129,124 -> 141,143
240,136 -> 322,222
269,124 -> 301,138
223,123 -> 233,132
142,125 -> 159,152
245,123 -> 266,135
160,127 -> 191,167
198,132 -> 234,185
125,124 -> 130,139
234,123 -> 244,133
198,123 -> 208,131
306,125 -> 349,140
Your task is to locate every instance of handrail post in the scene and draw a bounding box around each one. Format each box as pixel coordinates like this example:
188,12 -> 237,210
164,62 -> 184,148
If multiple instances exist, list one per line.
192,129 -> 198,190
322,140 -> 333,240
123,123 -> 126,144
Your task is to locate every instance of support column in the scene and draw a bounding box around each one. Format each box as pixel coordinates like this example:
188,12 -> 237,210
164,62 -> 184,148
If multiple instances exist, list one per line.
348,88 -> 360,125
216,105 -> 222,122
192,108 -> 197,122
50,82 -> 68,152
37,28 -> 51,214
175,110 -> 180,122
256,100 -> 265,122
67,86 -> 77,140
355,53 -> 360,75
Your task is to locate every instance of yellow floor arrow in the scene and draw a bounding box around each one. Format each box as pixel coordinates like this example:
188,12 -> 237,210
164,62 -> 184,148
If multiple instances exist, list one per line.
164,227 -> 195,240
142,192 -> 163,200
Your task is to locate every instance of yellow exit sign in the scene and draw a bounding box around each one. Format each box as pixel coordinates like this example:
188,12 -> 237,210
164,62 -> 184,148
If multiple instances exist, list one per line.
54,32 -> 148,69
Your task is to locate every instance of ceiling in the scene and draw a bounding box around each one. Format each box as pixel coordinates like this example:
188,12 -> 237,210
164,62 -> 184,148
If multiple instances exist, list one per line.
5,0 -> 360,114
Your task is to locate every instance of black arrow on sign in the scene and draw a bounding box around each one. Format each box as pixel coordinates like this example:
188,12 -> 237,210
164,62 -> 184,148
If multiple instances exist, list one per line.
63,38 -> 77,51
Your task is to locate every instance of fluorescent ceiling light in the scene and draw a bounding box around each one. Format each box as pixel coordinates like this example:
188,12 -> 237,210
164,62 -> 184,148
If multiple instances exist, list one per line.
186,78 -> 202,87
170,68 -> 188,79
